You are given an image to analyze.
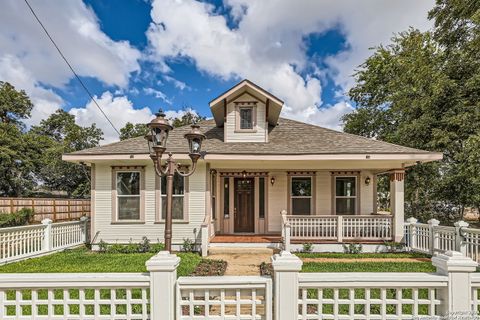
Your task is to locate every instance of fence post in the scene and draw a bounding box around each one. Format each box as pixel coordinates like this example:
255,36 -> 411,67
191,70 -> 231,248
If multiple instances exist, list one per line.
201,223 -> 209,257
146,251 -> 180,320
337,215 -> 343,243
405,217 -> 417,250
284,223 -> 291,252
272,251 -> 303,320
432,251 -> 477,315
80,216 -> 89,243
427,218 -> 440,255
41,218 -> 53,252
454,220 -> 469,255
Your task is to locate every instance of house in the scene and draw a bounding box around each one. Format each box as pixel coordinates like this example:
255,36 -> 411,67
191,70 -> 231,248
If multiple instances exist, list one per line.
63,80 -> 442,253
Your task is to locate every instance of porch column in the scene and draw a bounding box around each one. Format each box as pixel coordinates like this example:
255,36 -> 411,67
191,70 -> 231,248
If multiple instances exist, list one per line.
390,170 -> 405,242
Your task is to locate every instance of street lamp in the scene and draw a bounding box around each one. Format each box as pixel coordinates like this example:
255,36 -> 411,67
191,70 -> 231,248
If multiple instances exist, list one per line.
145,110 -> 206,252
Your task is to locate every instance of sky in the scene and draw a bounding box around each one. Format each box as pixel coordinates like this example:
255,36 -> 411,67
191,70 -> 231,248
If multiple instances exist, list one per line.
0,0 -> 435,144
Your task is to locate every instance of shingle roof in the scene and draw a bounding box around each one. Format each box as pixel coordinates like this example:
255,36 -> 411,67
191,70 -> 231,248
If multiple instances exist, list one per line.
68,117 -> 431,156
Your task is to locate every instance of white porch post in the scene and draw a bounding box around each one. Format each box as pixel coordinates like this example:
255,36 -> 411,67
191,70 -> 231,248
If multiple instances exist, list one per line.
201,223 -> 209,257
146,251 -> 180,320
80,216 -> 89,243
272,251 -> 303,320
390,170 -> 405,242
432,251 -> 477,315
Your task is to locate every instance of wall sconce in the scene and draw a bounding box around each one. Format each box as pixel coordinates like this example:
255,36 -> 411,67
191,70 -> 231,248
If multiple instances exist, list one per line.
365,176 -> 371,185
241,170 -> 247,179
270,176 -> 276,186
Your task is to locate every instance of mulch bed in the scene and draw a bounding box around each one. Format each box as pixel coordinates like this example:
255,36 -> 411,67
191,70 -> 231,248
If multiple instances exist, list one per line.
260,262 -> 273,276
190,259 -> 227,276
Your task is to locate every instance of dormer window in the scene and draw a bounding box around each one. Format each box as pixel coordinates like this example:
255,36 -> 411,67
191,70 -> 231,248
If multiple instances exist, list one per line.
240,107 -> 253,129
235,101 -> 257,132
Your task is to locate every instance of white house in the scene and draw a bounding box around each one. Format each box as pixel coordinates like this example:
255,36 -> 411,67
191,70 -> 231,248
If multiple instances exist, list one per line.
63,80 -> 442,252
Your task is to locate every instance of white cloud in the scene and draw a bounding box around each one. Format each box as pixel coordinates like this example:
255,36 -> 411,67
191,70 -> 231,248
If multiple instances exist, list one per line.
0,0 -> 141,126
163,75 -> 189,91
69,92 -> 154,144
306,101 -> 355,132
143,87 -> 172,104
146,0 -> 433,129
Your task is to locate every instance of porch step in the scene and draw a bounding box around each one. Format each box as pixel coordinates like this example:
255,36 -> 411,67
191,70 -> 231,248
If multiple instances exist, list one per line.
208,246 -> 279,255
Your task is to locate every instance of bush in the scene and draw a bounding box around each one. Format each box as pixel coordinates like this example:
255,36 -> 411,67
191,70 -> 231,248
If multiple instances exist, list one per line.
342,243 -> 363,254
97,240 -> 108,253
98,237 -> 165,254
0,208 -> 34,228
302,243 -> 313,253
384,241 -> 405,253
138,236 -> 151,253
182,238 -> 196,252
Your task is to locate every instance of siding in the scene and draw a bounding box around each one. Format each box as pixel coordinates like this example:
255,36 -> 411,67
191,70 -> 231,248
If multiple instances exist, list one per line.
360,170 -> 375,214
267,172 -> 287,232
225,93 -> 267,142
93,162 -> 206,245
315,171 -> 332,215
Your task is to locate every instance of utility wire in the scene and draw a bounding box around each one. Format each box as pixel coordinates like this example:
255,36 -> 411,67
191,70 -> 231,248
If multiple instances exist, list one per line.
23,0 -> 120,136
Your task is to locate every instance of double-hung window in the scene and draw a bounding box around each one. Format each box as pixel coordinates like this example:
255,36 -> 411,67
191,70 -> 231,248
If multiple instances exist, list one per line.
291,177 -> 312,215
335,176 -> 357,215
161,173 -> 185,220
116,171 -> 141,220
239,107 -> 253,129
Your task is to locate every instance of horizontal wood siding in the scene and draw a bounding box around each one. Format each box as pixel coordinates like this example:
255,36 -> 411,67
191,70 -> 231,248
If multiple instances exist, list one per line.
360,170 -> 374,214
93,162 -> 206,245
267,172 -> 287,232
225,93 -> 267,143
315,171 -> 331,215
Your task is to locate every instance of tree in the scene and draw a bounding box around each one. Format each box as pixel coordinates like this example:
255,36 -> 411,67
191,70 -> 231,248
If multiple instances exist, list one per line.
31,110 -> 103,196
120,122 -> 149,140
0,81 -> 33,128
342,0 -> 480,222
170,110 -> 206,128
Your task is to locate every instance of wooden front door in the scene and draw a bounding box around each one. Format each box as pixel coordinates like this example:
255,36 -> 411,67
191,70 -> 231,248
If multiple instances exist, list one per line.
234,178 -> 254,232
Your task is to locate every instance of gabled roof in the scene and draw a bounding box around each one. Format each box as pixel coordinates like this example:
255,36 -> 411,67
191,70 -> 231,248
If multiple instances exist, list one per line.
66,117 -> 437,157
209,79 -> 284,127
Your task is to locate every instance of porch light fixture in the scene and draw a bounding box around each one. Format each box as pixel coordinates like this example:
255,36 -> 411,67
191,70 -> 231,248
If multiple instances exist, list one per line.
242,170 -> 247,179
365,176 -> 371,185
270,176 -> 276,186
145,110 -> 206,252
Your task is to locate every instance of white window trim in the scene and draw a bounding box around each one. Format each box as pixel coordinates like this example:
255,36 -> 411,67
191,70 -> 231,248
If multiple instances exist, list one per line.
111,168 -> 145,224
334,175 -> 358,215
289,176 -> 314,215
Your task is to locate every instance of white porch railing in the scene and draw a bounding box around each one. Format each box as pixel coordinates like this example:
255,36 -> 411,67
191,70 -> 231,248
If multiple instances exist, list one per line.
0,250 -> 478,320
403,218 -> 480,262
282,213 -> 393,250
0,217 -> 89,264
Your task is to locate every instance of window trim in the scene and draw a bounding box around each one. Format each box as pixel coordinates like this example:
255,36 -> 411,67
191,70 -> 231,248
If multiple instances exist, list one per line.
288,175 -> 316,215
235,102 -> 257,133
333,175 -> 359,215
111,167 -> 145,224
155,172 -> 189,223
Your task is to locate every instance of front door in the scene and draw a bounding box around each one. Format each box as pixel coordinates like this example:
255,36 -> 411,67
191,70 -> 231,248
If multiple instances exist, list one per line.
234,178 -> 254,232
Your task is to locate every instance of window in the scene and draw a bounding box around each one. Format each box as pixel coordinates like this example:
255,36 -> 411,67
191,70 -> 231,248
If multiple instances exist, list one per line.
259,177 -> 265,219
335,176 -> 357,215
116,171 -> 141,220
239,107 -> 253,129
161,174 -> 185,220
223,178 -> 229,216
291,177 -> 312,215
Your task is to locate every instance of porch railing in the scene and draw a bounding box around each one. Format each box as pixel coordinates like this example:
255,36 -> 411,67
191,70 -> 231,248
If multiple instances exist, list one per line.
282,212 -> 392,250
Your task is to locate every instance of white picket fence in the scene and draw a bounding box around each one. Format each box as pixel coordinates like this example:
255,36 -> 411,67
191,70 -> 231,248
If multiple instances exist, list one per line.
282,213 -> 392,251
0,217 -> 88,264
404,217 -> 480,262
0,250 -> 477,320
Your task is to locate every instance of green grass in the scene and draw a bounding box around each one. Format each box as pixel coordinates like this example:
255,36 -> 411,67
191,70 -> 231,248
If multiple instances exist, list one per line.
302,261 -> 436,272
0,247 -> 202,276
296,252 -> 430,259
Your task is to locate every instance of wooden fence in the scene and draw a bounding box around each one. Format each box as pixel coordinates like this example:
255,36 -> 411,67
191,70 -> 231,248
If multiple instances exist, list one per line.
0,197 -> 90,223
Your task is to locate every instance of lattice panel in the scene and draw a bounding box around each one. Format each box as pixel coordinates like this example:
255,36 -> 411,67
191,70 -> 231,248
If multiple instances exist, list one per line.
298,287 -> 441,320
0,287 -> 150,319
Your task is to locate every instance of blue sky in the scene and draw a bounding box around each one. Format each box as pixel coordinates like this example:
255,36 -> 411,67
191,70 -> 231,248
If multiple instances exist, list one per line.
0,0 -> 434,143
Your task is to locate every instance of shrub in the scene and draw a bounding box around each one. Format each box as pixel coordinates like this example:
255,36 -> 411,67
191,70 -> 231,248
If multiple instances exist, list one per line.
182,238 -> 196,252
342,243 -> 363,254
302,243 -> 313,253
149,243 -> 165,253
0,208 -> 34,228
384,241 -> 405,253
100,237 -> 165,254
138,236 -> 151,253
97,240 -> 108,253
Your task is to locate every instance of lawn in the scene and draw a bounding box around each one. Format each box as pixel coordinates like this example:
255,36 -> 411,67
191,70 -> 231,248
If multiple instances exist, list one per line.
296,252 -> 431,259
0,247 -> 202,276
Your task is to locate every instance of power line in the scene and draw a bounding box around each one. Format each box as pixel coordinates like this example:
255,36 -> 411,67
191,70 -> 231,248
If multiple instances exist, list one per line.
23,0 -> 120,136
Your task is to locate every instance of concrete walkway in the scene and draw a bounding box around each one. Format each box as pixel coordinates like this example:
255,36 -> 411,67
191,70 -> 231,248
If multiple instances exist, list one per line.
207,247 -> 278,275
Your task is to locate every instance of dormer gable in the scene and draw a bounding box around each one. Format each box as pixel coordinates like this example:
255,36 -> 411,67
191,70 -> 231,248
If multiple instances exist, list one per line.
209,80 -> 284,143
